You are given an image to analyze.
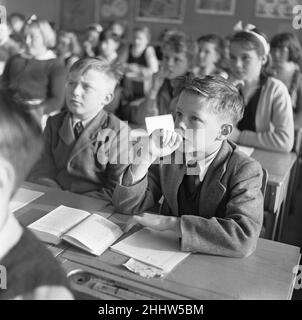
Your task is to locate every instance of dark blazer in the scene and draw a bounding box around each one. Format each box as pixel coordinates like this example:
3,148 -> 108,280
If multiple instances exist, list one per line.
112,140 -> 264,257
29,109 -> 131,199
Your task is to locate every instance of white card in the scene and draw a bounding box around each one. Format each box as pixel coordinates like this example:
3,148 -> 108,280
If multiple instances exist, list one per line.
145,114 -> 175,135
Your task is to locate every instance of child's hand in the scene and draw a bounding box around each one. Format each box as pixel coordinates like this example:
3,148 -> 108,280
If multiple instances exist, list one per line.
128,129 -> 182,184
124,213 -> 181,235
149,129 -> 182,159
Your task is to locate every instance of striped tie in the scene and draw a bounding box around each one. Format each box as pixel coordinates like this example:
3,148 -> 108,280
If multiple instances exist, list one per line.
74,121 -> 84,139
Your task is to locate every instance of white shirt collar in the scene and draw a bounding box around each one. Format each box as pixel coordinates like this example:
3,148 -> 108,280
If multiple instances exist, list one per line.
0,214 -> 23,260
185,147 -> 221,182
72,112 -> 99,129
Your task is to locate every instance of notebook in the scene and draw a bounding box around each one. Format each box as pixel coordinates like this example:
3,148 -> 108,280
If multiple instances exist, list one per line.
111,227 -> 190,273
28,205 -> 123,256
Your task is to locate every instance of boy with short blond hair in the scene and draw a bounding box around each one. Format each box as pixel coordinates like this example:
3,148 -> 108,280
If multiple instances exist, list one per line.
29,57 -> 130,199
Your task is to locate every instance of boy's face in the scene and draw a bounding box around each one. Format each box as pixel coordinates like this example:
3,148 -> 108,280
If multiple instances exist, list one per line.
162,46 -> 188,80
66,69 -> 114,120
175,90 -> 230,156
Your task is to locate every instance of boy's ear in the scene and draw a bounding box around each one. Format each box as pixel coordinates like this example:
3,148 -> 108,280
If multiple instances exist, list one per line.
217,123 -> 233,140
261,54 -> 268,66
104,92 -> 114,106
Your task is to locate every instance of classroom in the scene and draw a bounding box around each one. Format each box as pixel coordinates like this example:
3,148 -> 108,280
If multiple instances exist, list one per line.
0,0 -> 302,304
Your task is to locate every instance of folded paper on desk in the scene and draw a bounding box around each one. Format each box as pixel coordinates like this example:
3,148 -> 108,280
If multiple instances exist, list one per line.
10,188 -> 44,213
28,205 -> 123,256
111,228 -> 190,273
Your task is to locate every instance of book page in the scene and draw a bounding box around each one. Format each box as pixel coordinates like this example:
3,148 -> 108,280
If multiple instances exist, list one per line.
28,205 -> 91,244
10,188 -> 44,213
111,228 -> 190,272
62,214 -> 123,256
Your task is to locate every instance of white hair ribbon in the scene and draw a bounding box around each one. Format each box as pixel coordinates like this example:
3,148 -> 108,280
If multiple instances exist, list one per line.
27,14 -> 38,24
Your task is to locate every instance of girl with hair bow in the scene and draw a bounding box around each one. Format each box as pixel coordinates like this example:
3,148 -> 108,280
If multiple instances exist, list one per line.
228,21 -> 294,153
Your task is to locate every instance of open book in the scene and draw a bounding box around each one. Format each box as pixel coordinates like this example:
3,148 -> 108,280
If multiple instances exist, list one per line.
111,228 -> 190,273
28,205 -> 123,256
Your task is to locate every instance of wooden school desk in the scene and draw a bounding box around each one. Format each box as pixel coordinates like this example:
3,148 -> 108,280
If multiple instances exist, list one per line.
14,182 -> 301,300
250,149 -> 297,241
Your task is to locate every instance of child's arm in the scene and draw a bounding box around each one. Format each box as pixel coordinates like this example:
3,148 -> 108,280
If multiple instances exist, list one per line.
237,82 -> 294,152
180,158 -> 263,258
112,129 -> 182,213
84,122 -> 135,200
124,158 -> 263,258
28,118 -> 61,188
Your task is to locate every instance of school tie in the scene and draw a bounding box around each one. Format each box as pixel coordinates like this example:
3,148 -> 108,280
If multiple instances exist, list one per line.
184,161 -> 201,194
74,121 -> 84,139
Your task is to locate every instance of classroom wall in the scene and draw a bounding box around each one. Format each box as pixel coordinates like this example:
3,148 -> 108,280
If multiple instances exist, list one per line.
1,0 -> 60,27
132,0 -> 301,41
2,0 -> 301,42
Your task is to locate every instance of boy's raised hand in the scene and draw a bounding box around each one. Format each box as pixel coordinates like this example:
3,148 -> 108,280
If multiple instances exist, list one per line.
128,129 -> 182,184
148,129 -> 182,159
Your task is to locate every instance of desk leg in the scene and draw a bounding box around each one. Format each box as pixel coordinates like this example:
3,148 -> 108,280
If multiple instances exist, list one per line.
263,184 -> 282,240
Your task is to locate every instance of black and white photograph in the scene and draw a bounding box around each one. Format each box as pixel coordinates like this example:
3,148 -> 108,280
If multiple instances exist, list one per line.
0,0 -> 302,312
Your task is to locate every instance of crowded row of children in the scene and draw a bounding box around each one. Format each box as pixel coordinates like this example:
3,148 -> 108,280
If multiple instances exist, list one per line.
0,12 -> 300,299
